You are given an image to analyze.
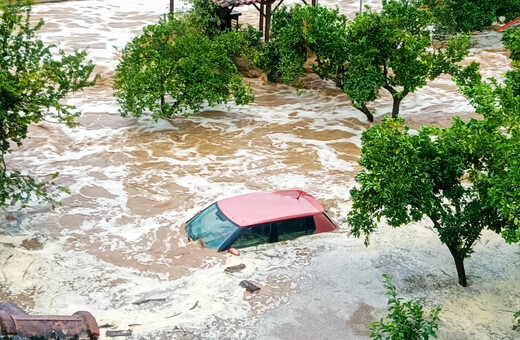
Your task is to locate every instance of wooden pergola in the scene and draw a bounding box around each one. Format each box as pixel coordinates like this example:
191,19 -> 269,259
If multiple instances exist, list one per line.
168,0 -> 317,41
213,0 -> 318,42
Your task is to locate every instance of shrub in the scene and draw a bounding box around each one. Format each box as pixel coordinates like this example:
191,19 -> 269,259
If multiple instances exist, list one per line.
369,274 -> 441,340
496,0 -> 520,23
425,0 -> 497,35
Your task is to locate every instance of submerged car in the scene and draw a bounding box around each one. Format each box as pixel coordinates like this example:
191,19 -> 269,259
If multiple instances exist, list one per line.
185,190 -> 337,251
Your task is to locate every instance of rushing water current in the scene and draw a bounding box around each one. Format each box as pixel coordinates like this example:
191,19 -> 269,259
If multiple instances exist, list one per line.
1,1 -> 519,339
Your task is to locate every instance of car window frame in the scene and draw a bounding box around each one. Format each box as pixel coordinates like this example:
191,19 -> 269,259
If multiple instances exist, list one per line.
225,215 -> 317,250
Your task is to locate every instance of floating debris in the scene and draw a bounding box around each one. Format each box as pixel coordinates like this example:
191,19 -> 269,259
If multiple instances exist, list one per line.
132,298 -> 167,305
239,280 -> 261,293
99,324 -> 116,329
106,329 -> 133,337
224,263 -> 246,273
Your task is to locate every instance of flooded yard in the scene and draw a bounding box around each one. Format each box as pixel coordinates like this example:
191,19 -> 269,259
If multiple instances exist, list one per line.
1,0 -> 519,339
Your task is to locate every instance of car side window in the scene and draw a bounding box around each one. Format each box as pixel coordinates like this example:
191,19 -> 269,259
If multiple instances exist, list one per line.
232,223 -> 271,249
231,216 -> 316,249
276,216 -> 315,242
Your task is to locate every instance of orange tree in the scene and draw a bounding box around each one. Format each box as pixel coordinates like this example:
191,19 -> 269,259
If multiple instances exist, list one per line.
347,75 -> 520,286
256,1 -> 478,122
113,9 -> 255,120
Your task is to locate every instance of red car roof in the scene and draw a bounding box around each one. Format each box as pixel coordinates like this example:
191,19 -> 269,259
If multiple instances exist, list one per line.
217,190 -> 324,227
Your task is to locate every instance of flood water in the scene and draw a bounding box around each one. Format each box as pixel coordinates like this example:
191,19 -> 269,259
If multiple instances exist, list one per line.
1,1 -> 519,339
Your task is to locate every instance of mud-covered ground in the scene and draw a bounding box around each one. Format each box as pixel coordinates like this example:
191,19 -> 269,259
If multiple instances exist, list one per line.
1,0 -> 519,339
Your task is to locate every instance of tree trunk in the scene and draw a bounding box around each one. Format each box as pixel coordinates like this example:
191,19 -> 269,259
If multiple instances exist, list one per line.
391,97 -> 402,118
354,103 -> 374,122
160,95 -> 165,115
0,122 -> 6,178
383,85 -> 407,119
448,246 -> 467,287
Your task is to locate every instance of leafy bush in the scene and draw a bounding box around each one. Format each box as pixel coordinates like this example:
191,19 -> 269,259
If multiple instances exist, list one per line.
505,69 -> 520,97
502,27 -> 520,96
503,27 -> 520,64
257,2 -> 477,122
496,0 -> 520,23
369,274 -> 441,340
186,0 -> 222,36
255,5 -> 318,84
114,17 -> 254,120
425,0 -> 497,35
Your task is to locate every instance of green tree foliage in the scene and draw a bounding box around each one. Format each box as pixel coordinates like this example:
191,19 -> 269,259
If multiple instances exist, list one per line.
341,0 -> 478,120
256,5 -> 348,86
369,274 -> 441,340
186,0 -> 222,36
502,27 -> 520,96
348,69 -> 520,286
113,14 -> 254,121
257,1 -> 478,122
460,77 -> 520,244
503,27 -> 520,65
515,309 -> 520,330
0,0 -> 97,208
424,0 -> 497,35
506,68 -> 520,97
496,0 -> 520,23
425,0 -> 520,34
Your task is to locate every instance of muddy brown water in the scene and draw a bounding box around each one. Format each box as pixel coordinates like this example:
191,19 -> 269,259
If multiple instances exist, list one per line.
1,0 -> 518,339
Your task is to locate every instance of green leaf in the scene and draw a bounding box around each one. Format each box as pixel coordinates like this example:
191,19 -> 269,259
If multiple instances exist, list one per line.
0,0 -> 97,208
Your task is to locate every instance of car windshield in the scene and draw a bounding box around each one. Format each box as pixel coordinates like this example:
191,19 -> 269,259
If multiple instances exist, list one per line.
185,203 -> 240,249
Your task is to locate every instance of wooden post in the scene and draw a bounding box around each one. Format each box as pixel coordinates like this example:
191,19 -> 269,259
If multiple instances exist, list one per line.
170,0 -> 174,14
265,1 -> 272,42
259,3 -> 265,33
312,0 -> 317,5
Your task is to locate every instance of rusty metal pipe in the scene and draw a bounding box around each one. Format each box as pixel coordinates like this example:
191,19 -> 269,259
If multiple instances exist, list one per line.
0,302 -> 100,339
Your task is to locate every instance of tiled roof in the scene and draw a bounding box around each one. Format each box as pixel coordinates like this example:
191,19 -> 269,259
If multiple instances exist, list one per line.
213,0 -> 265,8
